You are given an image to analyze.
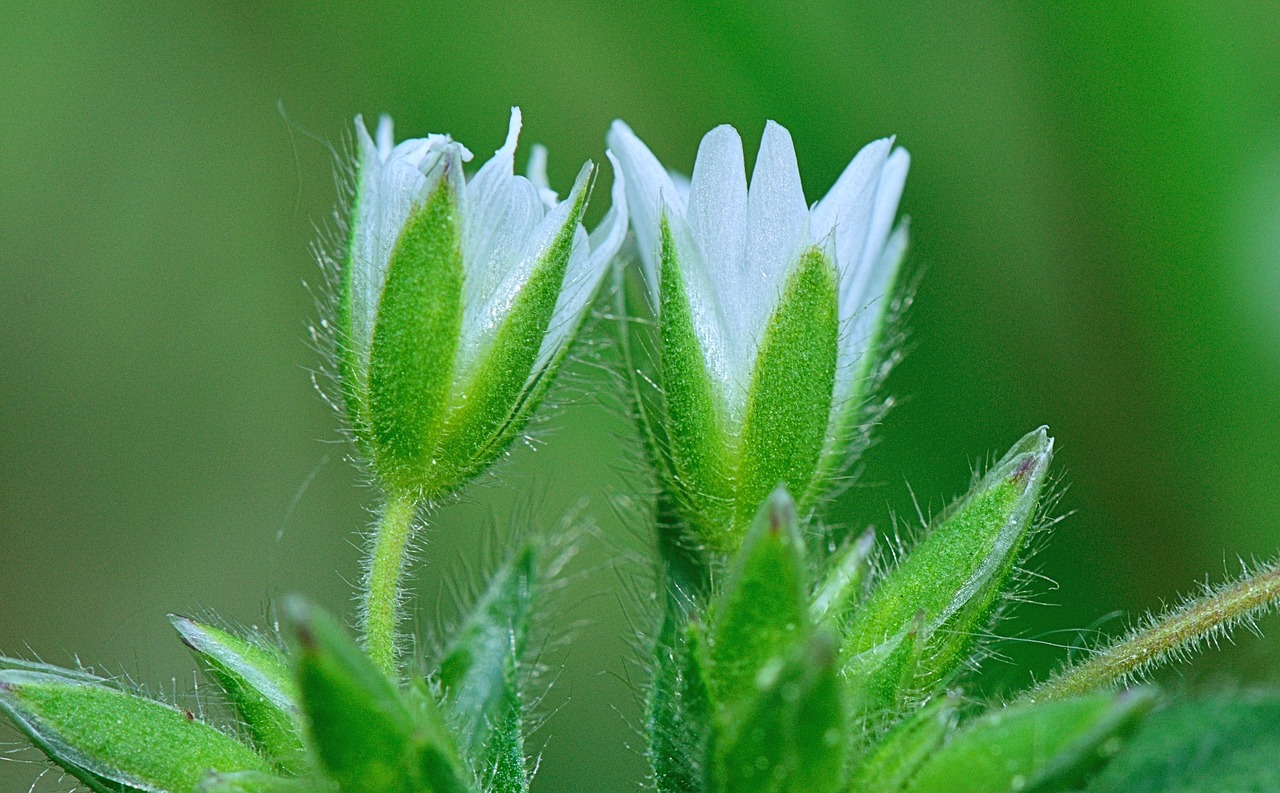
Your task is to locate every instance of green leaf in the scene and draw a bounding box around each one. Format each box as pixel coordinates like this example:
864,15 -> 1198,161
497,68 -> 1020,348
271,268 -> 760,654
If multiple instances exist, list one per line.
810,527 -> 876,627
657,214 -> 734,551
847,694 -> 957,793
437,542 -> 539,793
713,633 -> 848,793
647,617 -> 713,793
0,668 -> 269,793
708,488 -> 810,714
735,245 -> 838,529
367,174 -> 464,497
171,616 -> 307,772
902,689 -> 1156,793
844,427 -> 1054,712
1086,691 -> 1280,793
286,598 -> 473,793
432,165 -> 592,487
195,770 -> 336,793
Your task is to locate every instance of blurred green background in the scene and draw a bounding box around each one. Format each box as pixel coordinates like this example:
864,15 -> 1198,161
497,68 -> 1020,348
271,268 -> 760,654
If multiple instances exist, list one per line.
2,1 -> 1279,790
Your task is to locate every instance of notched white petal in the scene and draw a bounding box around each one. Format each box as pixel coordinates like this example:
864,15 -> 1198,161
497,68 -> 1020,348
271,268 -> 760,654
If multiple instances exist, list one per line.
525,143 -> 559,207
688,125 -> 749,295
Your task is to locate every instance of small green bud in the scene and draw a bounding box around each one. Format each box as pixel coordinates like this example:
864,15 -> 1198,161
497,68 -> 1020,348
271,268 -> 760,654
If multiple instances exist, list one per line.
284,598 -> 474,793
847,693 -> 957,793
0,668 -> 269,792
810,527 -> 876,627
843,427 -> 1053,712
713,633 -> 849,793
337,109 -> 628,500
171,616 -> 306,772
608,120 -> 909,554
647,618 -> 713,793
901,689 -> 1156,793
708,488 -> 811,714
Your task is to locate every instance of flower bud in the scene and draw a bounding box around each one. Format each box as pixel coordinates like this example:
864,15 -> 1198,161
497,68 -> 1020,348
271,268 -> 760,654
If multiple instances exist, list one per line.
608,119 -> 908,552
337,109 -> 628,499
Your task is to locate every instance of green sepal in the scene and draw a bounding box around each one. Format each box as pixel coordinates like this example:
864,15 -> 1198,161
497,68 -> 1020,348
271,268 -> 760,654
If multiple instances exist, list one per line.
0,655 -> 103,683
735,245 -> 838,530
712,633 -> 848,793
810,527 -> 876,627
367,173 -> 464,497
844,428 -> 1053,711
657,214 -> 734,551
902,689 -> 1156,793
196,770 -> 337,793
708,488 -> 810,715
846,693 -> 957,793
0,668 -> 269,793
437,541 -> 539,793
814,222 -> 909,487
647,617 -> 713,793
171,616 -> 307,773
285,598 -> 474,793
431,165 -> 593,487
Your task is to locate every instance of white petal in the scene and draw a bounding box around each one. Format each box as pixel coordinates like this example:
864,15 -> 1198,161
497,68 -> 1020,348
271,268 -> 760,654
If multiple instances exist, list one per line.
811,137 -> 892,265
606,120 -> 686,298
525,143 -> 559,207
459,162 -> 592,375
588,150 -> 630,269
375,114 -> 394,161
847,147 -> 909,311
687,125 -> 749,302
464,107 -> 523,274
729,121 -> 809,387
834,220 -> 908,410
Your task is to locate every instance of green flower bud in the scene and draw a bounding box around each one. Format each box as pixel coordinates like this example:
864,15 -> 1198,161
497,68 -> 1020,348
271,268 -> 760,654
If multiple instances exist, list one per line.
609,119 -> 908,553
337,109 -> 628,499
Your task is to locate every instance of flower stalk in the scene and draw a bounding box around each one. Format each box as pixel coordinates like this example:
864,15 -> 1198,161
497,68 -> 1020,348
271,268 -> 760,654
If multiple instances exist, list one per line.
1028,561 -> 1280,701
361,490 -> 418,676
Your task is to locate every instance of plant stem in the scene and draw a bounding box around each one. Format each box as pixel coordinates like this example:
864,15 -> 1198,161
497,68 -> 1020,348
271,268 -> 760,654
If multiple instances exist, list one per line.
1027,562 -> 1280,702
362,490 -> 418,676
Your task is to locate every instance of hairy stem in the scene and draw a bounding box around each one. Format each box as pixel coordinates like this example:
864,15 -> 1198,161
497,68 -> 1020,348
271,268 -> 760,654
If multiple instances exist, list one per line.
1028,562 -> 1280,701
362,490 -> 418,676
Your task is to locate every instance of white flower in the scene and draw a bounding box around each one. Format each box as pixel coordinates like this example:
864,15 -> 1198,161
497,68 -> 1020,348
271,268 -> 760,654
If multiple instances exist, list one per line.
338,108 -> 628,497
607,119 -> 908,546
608,119 -> 907,429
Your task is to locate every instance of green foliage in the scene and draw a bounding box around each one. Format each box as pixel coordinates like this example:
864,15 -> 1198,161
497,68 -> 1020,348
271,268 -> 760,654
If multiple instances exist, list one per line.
902,689 -> 1156,793
0,668 -> 270,792
1086,691 -> 1280,793
286,598 -> 474,793
437,540 -> 541,793
171,616 -> 307,773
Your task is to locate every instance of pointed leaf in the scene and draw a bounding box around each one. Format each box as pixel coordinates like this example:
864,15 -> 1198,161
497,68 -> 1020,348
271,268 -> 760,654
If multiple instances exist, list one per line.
648,618 -> 713,793
811,527 -> 876,627
844,428 -> 1053,711
1086,691 -> 1280,793
438,542 -> 539,793
171,616 -> 306,772
708,488 -> 810,714
286,598 -> 473,793
903,689 -> 1156,793
847,694 -> 956,793
713,633 -> 848,793
0,669 -> 268,793
735,245 -> 838,527
367,175 -> 464,496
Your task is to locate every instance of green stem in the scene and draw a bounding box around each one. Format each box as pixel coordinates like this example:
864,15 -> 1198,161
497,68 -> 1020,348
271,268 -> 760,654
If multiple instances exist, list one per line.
362,490 -> 418,676
1027,562 -> 1280,701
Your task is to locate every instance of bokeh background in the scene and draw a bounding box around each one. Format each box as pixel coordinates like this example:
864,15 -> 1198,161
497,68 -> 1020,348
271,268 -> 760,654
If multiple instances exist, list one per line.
3,2 -> 1279,790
